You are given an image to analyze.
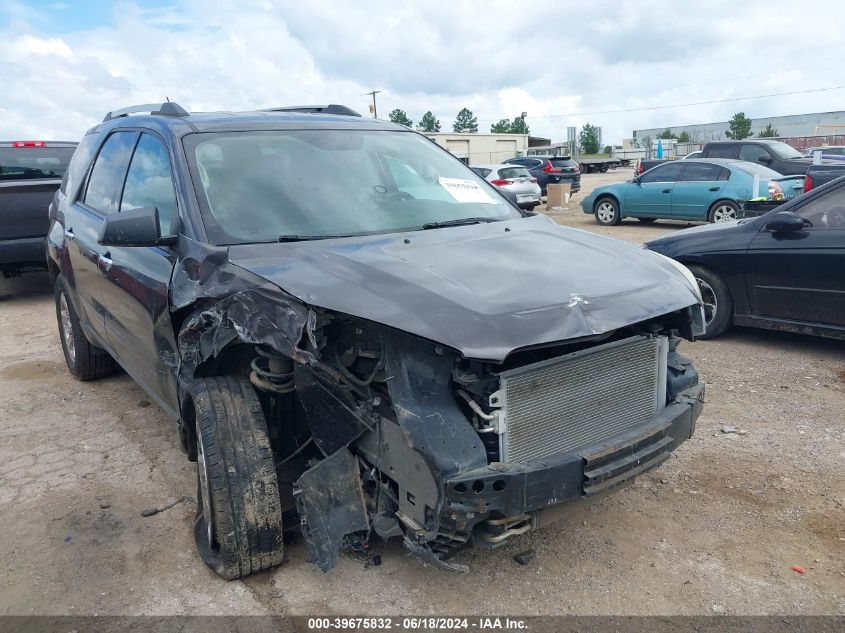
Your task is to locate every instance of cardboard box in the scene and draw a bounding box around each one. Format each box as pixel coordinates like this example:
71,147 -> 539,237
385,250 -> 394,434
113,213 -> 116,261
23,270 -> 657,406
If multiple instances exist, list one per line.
546,183 -> 571,209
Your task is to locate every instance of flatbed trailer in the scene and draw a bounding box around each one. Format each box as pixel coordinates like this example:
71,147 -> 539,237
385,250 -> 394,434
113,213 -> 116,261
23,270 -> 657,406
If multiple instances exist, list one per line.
578,157 -> 631,173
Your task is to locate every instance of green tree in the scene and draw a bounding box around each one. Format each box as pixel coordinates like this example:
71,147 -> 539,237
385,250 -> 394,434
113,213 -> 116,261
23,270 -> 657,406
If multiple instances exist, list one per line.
603,145 -> 612,155
510,113 -> 530,135
453,107 -> 478,133
418,111 -> 441,132
677,131 -> 690,143
658,128 -> 677,139
726,112 -> 753,140
490,118 -> 512,133
579,123 -> 600,154
388,109 -> 413,128
757,123 -> 779,138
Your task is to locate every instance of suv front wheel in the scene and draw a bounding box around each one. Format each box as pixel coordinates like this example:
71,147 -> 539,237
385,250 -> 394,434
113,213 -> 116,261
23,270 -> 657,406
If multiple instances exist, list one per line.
54,275 -> 115,380
192,376 -> 284,579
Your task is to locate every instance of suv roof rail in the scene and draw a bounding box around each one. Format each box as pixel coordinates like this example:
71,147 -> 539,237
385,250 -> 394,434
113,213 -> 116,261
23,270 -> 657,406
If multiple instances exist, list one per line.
103,101 -> 189,122
262,104 -> 362,117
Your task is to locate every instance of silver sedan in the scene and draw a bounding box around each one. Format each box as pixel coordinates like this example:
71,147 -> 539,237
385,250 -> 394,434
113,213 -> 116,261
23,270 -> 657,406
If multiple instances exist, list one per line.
472,164 -> 541,209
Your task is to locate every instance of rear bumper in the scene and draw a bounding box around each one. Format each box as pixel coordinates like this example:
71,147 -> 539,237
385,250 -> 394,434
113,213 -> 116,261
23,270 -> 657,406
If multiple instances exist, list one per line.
0,237 -> 46,267
442,382 -> 704,535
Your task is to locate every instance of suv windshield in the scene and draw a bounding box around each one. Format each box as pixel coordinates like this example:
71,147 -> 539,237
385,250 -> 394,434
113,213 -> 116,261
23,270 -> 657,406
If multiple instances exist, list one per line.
185,130 -> 519,244
767,141 -> 803,160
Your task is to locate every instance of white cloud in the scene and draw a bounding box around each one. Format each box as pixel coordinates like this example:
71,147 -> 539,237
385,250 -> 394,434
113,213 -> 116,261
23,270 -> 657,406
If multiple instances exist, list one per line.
2,0 -> 845,144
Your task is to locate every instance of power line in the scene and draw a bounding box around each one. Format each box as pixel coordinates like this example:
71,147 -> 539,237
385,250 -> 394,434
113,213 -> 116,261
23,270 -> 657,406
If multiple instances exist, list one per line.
474,84 -> 845,123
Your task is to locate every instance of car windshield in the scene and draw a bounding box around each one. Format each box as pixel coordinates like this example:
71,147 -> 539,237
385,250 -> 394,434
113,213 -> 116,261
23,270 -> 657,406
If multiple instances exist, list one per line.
734,162 -> 783,179
767,142 -> 803,160
185,130 -> 519,244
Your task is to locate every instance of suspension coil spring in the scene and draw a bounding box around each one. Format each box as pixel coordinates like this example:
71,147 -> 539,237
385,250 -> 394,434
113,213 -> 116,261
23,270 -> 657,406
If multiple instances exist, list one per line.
250,346 -> 295,394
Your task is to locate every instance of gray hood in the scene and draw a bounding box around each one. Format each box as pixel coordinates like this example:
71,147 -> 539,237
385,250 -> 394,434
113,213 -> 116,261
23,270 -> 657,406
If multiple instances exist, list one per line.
228,215 -> 700,361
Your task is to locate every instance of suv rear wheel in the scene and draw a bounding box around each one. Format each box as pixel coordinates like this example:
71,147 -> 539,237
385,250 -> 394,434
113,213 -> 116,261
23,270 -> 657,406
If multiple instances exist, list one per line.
192,376 -> 284,579
54,275 -> 115,380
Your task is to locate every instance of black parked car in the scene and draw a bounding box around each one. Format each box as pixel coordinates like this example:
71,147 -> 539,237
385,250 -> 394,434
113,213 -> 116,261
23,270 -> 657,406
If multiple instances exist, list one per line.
49,102 -> 705,579
647,175 -> 845,340
503,155 -> 581,195
0,140 -> 77,276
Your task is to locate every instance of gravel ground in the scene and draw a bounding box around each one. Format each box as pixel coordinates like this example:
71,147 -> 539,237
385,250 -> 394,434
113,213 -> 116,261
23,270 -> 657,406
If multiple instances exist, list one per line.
0,171 -> 843,616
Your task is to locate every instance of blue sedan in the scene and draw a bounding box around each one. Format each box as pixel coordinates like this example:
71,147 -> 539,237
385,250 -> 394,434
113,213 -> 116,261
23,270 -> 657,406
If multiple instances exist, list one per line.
581,159 -> 805,226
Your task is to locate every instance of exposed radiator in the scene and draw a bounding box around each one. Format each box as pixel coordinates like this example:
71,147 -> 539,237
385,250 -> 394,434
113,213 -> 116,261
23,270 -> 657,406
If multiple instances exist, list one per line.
491,335 -> 668,463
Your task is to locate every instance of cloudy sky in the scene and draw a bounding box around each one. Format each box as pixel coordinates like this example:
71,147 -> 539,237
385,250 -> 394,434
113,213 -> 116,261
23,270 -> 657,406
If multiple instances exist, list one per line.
3,0 -> 845,144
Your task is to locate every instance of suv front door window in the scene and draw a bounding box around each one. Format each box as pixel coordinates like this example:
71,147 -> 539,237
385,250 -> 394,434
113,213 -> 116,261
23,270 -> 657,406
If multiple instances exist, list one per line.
739,145 -> 773,165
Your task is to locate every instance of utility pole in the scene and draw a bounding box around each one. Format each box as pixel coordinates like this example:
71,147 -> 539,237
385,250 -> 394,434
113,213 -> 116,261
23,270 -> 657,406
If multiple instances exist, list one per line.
364,90 -> 381,119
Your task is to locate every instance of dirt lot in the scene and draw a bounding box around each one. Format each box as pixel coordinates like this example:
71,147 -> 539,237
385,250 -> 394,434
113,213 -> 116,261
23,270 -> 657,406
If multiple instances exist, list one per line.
1,171 -> 843,616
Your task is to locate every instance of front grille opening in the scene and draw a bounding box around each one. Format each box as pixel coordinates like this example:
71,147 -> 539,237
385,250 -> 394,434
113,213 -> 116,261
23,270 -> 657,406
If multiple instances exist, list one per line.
496,335 -> 668,463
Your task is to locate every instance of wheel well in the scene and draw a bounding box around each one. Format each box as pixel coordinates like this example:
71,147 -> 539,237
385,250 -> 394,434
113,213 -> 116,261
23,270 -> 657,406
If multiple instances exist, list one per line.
707,198 -> 739,214
47,257 -> 60,284
593,194 -> 619,212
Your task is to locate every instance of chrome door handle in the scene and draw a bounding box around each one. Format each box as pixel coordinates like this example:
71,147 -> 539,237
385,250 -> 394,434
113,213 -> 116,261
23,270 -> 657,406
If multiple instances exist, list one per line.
99,252 -> 112,272
64,227 -> 75,240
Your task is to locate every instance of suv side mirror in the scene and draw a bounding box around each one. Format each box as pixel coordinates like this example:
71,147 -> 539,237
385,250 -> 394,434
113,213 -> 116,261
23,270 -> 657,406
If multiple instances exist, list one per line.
98,206 -> 177,247
765,211 -> 805,233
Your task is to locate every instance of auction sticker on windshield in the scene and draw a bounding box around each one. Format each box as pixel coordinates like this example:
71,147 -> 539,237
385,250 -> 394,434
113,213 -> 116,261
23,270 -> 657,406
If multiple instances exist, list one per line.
439,177 -> 497,204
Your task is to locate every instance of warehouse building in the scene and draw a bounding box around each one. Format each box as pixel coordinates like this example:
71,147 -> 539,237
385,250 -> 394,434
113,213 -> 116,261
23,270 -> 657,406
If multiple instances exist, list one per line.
425,132 -> 528,165
633,110 -> 845,143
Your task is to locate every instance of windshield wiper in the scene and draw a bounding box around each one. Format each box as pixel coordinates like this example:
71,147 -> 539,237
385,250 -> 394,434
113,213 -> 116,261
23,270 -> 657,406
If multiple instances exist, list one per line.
278,234 -> 350,242
421,217 -> 497,230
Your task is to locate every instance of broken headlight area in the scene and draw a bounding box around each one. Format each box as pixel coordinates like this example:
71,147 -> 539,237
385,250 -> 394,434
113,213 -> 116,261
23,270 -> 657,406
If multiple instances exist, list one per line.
210,308 -> 703,573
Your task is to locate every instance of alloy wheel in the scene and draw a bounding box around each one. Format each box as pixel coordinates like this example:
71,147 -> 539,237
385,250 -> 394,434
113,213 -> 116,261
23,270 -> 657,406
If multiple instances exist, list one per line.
696,278 -> 718,327
59,293 -> 75,363
711,204 -> 737,223
596,201 -> 616,223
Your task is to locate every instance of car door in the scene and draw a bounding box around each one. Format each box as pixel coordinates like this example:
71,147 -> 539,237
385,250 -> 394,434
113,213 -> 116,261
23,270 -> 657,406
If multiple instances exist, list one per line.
67,130 -> 138,346
625,162 -> 684,217
671,162 -> 729,220
98,132 -> 181,415
746,184 -> 845,327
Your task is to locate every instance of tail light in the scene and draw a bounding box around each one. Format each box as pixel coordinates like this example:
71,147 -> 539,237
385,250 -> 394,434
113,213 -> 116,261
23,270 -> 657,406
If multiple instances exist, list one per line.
637,162 -> 645,174
12,141 -> 46,148
491,178 -> 510,186
542,160 -> 562,173
530,177 -> 538,183
804,175 -> 813,193
573,166 -> 580,174
768,181 -> 785,200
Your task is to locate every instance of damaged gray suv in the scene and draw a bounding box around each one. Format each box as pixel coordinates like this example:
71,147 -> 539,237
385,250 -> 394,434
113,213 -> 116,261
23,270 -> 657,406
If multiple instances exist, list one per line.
48,102 -> 706,579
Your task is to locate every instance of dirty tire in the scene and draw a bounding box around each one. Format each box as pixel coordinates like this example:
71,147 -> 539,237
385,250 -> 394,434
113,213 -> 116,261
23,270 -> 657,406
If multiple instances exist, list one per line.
708,200 -> 739,223
192,376 -> 284,580
594,197 -> 621,226
688,265 -> 733,339
637,217 -> 657,223
54,274 -> 115,380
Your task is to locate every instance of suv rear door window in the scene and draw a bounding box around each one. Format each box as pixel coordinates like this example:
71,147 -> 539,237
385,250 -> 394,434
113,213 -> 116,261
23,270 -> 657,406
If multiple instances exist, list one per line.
706,144 -> 737,159
739,145 -> 772,163
0,146 -> 75,181
120,133 -> 178,233
640,162 -> 684,183
680,162 -> 723,181
83,132 -> 137,214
